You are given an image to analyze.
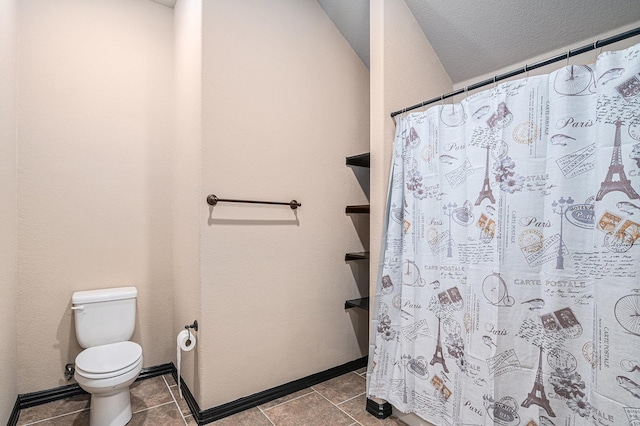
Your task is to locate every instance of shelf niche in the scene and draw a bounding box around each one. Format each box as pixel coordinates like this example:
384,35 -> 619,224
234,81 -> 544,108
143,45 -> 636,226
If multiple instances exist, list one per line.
345,152 -> 370,312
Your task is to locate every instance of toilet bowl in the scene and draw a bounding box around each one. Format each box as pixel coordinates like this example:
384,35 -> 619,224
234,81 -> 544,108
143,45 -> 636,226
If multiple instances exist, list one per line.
74,341 -> 143,426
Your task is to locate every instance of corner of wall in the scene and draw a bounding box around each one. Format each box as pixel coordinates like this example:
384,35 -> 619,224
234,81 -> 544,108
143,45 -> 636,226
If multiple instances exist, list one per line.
0,0 -> 19,419
369,0 -> 452,309
172,0 -> 203,406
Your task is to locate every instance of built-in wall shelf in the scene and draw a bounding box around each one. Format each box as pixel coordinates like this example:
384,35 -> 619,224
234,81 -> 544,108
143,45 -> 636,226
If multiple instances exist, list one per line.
345,152 -> 370,312
345,252 -> 370,261
345,152 -> 387,417
345,205 -> 370,214
346,153 -> 370,168
344,297 -> 370,311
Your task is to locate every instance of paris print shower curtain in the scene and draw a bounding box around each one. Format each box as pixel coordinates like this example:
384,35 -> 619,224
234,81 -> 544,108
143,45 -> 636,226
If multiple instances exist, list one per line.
367,42 -> 640,426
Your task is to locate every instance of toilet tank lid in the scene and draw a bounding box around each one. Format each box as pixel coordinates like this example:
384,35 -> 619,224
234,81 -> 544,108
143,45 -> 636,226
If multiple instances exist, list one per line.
72,287 -> 137,304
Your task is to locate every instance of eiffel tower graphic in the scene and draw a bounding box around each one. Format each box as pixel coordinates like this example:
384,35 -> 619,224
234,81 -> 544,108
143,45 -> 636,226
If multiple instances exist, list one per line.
429,316 -> 449,373
475,145 -> 496,205
596,119 -> 640,201
521,344 -> 555,417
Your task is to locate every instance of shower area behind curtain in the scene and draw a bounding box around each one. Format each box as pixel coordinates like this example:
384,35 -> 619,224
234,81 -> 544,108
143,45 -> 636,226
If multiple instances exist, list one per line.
367,42 -> 640,426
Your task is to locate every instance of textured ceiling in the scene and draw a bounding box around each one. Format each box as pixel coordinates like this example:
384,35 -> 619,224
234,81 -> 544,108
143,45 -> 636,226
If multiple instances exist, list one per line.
404,0 -> 640,83
316,0 -> 370,67
318,0 -> 640,84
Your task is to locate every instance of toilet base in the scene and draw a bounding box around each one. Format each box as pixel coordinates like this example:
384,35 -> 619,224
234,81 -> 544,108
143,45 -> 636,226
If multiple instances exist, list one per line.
89,388 -> 132,426
75,355 -> 142,426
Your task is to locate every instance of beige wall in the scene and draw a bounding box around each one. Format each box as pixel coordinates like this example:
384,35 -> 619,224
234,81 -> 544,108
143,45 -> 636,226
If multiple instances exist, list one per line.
16,0 -> 175,393
199,0 -> 370,407
173,0 -> 203,402
0,0 -> 18,419
369,0 -> 452,319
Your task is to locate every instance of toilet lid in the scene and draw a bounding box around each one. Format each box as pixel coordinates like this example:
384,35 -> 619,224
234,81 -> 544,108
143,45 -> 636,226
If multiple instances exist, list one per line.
75,342 -> 142,375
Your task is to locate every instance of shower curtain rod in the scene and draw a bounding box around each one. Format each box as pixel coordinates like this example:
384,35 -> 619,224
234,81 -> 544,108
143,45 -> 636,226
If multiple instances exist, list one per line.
390,26 -> 640,118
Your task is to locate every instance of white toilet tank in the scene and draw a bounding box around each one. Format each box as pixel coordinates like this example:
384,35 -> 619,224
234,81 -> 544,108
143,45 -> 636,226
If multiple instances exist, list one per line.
72,287 -> 138,349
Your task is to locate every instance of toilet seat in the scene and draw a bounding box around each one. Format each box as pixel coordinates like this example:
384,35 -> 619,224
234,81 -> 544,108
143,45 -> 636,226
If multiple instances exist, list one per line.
75,341 -> 142,380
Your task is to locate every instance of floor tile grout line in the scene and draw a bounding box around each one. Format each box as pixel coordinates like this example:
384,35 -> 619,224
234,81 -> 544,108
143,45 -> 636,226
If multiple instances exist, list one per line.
132,400 -> 176,415
20,407 -> 90,426
165,374 -> 177,388
313,388 -> 361,425
170,384 -> 196,421
163,374 -> 190,426
336,391 -> 367,406
260,389 -> 318,412
256,405 -> 277,426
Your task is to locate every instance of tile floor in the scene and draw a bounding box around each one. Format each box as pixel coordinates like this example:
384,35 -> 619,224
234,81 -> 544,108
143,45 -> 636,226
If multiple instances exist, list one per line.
17,368 -> 405,425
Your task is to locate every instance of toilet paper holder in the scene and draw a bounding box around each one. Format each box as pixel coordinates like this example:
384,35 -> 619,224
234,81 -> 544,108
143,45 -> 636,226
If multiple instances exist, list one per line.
185,320 -> 198,332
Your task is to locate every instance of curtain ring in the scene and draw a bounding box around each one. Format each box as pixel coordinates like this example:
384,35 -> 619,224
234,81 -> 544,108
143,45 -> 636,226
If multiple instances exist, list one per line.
524,63 -> 529,79
566,49 -> 571,67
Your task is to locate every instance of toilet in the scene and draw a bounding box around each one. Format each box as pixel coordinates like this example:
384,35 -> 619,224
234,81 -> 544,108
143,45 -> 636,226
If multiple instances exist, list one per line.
72,287 -> 143,426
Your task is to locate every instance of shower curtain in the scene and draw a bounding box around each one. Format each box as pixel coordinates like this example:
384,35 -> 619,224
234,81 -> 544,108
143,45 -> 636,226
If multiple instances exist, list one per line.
368,42 -> 640,426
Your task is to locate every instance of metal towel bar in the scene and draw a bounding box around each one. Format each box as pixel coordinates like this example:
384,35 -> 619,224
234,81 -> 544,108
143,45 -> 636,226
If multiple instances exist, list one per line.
206,194 -> 301,210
